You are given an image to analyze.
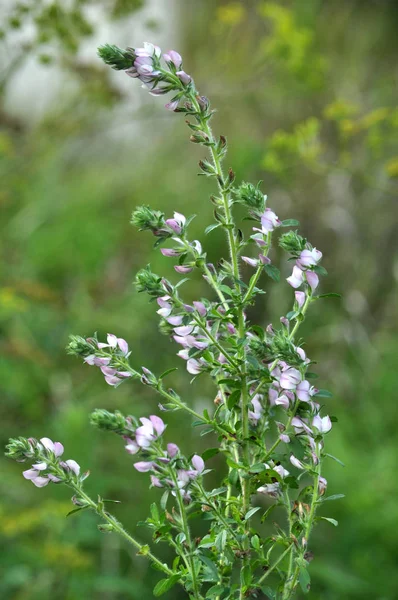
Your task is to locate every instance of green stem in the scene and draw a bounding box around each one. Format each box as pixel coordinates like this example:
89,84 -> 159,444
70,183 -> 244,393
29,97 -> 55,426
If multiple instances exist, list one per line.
257,543 -> 294,585
169,470 -> 202,599
189,92 -> 251,598
282,444 -> 321,599
188,311 -> 239,369
70,487 -> 173,576
289,293 -> 312,340
241,237 -> 271,305
197,482 -> 243,549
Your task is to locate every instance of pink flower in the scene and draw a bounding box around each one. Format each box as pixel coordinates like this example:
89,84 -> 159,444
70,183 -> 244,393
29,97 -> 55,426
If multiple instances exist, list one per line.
135,415 -> 165,448
257,483 -> 280,497
40,438 -> 64,457
242,256 -> 258,267
295,291 -> 306,309
151,475 -> 163,488
279,367 -> 301,390
163,50 -> 183,68
249,395 -> 263,424
176,70 -> 192,85
174,265 -> 194,274
193,301 -> 207,316
274,394 -> 291,409
290,455 -> 305,470
260,208 -> 281,233
296,380 -> 317,402
287,266 -> 304,288
62,459 -> 80,475
134,461 -> 155,473
312,415 -> 332,433
165,212 -> 186,234
135,43 -> 161,58
291,417 -> 312,435
98,334 -> 129,356
306,271 -> 319,291
186,358 -> 202,375
161,248 -> 181,257
125,438 -> 140,455
165,100 -> 179,111
167,443 -> 179,458
190,455 -> 205,475
296,248 -> 322,270
318,476 -> 327,495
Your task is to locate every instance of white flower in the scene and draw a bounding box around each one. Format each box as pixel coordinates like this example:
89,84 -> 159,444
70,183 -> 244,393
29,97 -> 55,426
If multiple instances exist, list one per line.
312,415 -> 332,433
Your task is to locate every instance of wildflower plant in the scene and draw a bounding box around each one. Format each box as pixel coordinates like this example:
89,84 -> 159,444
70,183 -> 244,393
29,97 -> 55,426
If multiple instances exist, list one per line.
6,41 -> 343,600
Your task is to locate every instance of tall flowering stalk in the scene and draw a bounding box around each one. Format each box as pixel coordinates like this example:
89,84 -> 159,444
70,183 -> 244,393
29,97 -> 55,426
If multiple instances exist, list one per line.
6,42 -> 343,599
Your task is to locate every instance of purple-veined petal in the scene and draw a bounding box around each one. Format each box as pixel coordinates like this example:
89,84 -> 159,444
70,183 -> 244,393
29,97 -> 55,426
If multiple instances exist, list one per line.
167,443 -> 179,458
23,469 -> 40,480
134,461 -> 154,473
290,455 -> 305,470
106,334 -> 118,348
40,437 -> 55,453
295,291 -> 306,309
32,462 -> 47,471
117,338 -> 129,355
191,455 -> 204,473
65,459 -> 80,475
149,415 -> 165,436
306,271 -> 319,291
31,476 -> 50,488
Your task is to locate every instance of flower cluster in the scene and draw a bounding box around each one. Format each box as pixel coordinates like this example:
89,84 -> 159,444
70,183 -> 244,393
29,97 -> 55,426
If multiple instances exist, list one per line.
5,40 -> 342,600
6,437 -> 82,488
98,42 -> 193,111
287,247 -> 322,292
67,333 -> 137,387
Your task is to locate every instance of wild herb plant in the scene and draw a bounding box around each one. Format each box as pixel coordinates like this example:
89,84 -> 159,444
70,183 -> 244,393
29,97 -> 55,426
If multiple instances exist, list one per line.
6,42 -> 342,600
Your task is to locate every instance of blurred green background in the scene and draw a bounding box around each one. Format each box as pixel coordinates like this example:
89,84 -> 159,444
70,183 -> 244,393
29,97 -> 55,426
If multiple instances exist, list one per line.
1,1 -> 397,598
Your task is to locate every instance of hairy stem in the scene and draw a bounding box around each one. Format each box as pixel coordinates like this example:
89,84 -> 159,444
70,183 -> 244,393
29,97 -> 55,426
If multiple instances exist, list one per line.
70,486 -> 173,576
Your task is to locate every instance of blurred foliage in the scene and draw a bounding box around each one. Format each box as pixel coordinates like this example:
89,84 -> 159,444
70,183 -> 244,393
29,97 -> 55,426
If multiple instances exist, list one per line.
1,0 -> 398,598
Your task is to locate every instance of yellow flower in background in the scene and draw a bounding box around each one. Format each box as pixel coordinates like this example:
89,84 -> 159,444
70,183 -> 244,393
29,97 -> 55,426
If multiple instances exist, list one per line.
217,2 -> 245,26
43,542 -> 92,569
385,157 -> 398,178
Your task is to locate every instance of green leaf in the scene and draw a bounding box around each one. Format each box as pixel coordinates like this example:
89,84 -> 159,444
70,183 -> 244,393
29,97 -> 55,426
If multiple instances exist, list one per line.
320,516 -> 339,527
305,372 -> 319,379
227,458 -> 243,469
199,554 -> 219,582
227,390 -> 241,410
150,503 -> 159,522
251,534 -> 260,550
265,263 -> 280,282
313,265 -> 328,276
325,453 -> 345,467
240,564 -> 251,588
281,219 -> 300,227
299,567 -> 311,594
244,506 -> 262,520
208,486 -> 228,498
316,292 -> 341,299
249,463 -> 266,473
314,389 -> 333,398
320,493 -> 345,503
261,586 -> 276,599
160,490 -> 169,510
159,367 -> 178,380
206,585 -> 226,598
66,506 -> 89,518
205,223 -> 221,235
215,530 -> 227,552
202,447 -> 220,461
153,574 -> 181,596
